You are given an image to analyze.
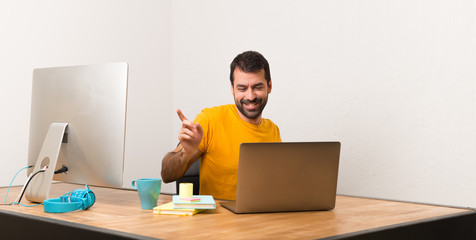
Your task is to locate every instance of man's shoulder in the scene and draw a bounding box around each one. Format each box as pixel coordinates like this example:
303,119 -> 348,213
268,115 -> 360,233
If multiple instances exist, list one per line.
200,104 -> 235,116
262,118 -> 279,129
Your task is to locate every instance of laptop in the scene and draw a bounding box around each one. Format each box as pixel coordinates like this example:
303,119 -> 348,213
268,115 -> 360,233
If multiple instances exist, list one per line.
220,142 -> 340,214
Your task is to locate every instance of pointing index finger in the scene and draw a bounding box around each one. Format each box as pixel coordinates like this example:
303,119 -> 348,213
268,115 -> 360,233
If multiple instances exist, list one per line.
176,108 -> 188,122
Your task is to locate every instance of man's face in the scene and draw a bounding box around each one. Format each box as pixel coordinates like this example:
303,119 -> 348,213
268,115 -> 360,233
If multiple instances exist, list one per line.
231,68 -> 272,125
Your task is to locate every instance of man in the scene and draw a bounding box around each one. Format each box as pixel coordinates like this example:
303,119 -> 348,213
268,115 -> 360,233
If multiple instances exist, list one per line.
161,51 -> 281,200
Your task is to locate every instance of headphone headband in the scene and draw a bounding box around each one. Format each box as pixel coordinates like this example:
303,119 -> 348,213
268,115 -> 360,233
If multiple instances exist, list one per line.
43,185 -> 95,213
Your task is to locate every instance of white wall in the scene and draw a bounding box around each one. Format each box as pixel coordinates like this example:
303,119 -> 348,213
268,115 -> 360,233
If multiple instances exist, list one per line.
0,0 -> 174,192
1,0 -> 476,208
171,0 -> 476,208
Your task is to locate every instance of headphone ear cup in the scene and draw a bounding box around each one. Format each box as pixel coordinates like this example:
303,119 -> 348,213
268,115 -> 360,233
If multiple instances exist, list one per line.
83,189 -> 95,209
69,188 -> 96,210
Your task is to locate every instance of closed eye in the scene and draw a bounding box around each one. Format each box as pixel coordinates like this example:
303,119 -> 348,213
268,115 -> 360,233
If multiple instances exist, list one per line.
252,83 -> 265,90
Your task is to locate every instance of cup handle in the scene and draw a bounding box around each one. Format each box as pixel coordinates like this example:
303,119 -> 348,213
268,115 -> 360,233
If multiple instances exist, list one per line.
131,180 -> 137,189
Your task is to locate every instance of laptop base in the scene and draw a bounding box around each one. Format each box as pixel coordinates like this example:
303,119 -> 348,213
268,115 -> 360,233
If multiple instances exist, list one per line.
219,201 -> 238,213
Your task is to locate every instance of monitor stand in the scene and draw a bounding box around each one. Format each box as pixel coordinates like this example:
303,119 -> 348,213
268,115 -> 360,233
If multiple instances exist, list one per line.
25,122 -> 68,203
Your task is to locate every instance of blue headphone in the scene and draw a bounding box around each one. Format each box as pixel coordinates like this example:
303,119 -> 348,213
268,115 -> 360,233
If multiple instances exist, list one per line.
43,185 -> 95,213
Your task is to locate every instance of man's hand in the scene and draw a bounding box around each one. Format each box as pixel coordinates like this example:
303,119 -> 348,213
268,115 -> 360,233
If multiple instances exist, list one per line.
177,108 -> 203,154
161,109 -> 203,183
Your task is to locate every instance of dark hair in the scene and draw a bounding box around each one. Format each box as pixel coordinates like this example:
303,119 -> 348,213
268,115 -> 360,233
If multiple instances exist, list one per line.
230,51 -> 271,86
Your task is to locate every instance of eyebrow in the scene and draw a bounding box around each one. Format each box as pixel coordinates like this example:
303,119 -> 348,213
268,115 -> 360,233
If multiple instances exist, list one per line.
236,82 -> 265,88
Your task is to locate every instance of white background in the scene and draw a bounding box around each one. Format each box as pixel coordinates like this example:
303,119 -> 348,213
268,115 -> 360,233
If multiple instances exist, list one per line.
1,0 -> 475,208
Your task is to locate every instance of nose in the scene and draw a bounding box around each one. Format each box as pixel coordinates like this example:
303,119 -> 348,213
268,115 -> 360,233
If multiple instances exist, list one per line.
245,89 -> 256,101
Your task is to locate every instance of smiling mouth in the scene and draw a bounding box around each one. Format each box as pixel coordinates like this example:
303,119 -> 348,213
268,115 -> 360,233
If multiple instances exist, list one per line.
242,100 -> 260,111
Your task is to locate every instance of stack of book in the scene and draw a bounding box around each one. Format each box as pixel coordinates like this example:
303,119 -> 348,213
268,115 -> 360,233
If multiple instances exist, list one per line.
153,195 -> 216,216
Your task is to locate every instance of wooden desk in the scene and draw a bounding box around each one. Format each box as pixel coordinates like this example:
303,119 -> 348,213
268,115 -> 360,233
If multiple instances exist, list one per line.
0,183 -> 474,239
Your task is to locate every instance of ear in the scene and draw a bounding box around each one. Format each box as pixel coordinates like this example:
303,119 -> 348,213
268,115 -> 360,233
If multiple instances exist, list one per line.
267,79 -> 272,94
231,83 -> 234,95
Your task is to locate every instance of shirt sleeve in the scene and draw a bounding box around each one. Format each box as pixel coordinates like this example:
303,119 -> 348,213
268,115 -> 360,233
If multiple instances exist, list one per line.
277,126 -> 282,142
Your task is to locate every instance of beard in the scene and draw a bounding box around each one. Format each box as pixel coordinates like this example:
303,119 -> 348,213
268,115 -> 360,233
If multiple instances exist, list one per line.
235,96 -> 268,120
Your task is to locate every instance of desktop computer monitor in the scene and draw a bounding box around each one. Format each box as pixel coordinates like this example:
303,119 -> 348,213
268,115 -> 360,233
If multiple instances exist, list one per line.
25,62 -> 128,203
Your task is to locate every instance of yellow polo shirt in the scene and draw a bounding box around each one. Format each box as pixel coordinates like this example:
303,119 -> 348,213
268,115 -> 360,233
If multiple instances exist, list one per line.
195,104 -> 281,200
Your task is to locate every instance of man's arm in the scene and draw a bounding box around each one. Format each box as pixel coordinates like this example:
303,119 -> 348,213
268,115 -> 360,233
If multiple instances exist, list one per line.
161,109 -> 203,183
161,144 -> 202,183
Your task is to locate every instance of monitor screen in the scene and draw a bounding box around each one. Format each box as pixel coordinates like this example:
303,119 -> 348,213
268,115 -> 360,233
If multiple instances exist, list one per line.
25,62 -> 128,202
